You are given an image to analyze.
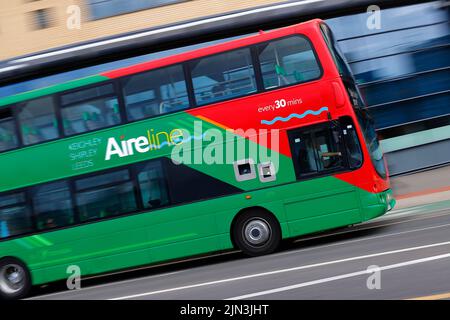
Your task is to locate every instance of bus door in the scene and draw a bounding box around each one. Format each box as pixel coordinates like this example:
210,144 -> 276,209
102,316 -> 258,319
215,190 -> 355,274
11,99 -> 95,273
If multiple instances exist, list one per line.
284,119 -> 363,235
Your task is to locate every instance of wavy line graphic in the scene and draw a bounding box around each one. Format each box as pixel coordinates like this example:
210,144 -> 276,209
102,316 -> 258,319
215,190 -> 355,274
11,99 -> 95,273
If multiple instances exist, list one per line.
179,133 -> 208,144
261,107 -> 329,126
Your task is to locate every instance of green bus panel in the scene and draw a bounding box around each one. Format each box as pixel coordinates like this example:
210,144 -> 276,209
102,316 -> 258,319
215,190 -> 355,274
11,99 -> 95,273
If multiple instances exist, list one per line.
0,106 -> 393,287
0,173 -> 391,285
0,111 -> 294,192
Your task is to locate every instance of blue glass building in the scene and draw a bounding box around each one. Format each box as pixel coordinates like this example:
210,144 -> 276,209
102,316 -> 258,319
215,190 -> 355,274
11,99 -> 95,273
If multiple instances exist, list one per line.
327,1 -> 450,175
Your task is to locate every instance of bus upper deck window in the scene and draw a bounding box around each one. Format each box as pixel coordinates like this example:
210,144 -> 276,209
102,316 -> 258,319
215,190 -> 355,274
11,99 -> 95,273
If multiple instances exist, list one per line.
257,36 -> 321,90
190,48 -> 257,106
0,108 -> 19,152
122,64 -> 190,122
17,96 -> 59,146
61,83 -> 121,136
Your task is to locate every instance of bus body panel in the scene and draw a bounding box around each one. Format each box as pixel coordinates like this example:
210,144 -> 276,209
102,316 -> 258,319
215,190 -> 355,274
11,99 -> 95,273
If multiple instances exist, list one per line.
0,19 -> 394,288
0,173 -> 380,285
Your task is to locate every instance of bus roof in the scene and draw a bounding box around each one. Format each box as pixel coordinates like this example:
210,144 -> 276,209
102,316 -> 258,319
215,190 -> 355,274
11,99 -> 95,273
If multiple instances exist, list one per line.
103,19 -> 324,79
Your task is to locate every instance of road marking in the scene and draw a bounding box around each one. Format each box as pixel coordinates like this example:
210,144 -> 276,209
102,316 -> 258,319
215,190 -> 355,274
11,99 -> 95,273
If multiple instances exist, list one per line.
408,292 -> 450,300
227,253 -> 450,300
109,240 -> 450,300
384,207 -> 423,217
27,250 -> 240,300
396,185 -> 450,200
26,271 -> 183,300
33,210 -> 450,300
387,199 -> 450,216
275,217 -> 450,257
296,207 -> 450,245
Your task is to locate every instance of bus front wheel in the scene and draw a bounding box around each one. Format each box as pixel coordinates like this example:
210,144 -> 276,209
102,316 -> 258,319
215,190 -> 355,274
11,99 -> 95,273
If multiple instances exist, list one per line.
232,209 -> 281,256
0,257 -> 31,300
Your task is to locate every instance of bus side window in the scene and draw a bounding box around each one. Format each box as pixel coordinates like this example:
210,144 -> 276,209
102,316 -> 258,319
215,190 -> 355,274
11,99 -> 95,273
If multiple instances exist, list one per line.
135,161 -> 169,209
61,83 -> 121,136
17,96 -> 59,146
122,64 -> 190,122
74,170 -> 138,222
257,36 -> 321,90
0,108 -> 19,152
32,182 -> 74,231
0,192 -> 32,239
190,47 -> 257,106
340,117 -> 363,169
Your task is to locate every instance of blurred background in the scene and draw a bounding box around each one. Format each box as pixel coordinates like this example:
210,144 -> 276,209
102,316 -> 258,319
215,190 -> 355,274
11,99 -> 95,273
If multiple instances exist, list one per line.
0,0 -> 449,178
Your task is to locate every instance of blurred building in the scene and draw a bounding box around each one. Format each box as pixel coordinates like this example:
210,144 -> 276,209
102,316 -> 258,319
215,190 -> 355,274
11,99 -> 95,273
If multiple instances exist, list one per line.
327,1 -> 450,175
0,0 -> 287,60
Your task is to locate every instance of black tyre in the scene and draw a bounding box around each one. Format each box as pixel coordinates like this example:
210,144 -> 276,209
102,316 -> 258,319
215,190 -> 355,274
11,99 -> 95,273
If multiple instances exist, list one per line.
232,209 -> 281,256
0,257 -> 31,300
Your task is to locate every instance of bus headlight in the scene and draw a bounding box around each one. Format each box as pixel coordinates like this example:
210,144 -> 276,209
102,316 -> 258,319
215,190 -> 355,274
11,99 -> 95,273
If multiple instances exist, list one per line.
386,192 -> 394,211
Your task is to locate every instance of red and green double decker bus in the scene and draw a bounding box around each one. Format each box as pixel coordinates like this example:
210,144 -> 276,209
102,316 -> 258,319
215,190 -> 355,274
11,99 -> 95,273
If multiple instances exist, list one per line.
0,19 -> 395,299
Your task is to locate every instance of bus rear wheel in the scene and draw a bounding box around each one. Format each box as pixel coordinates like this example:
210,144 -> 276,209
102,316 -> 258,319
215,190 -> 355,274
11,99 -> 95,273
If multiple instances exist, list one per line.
0,258 -> 31,300
232,209 -> 281,256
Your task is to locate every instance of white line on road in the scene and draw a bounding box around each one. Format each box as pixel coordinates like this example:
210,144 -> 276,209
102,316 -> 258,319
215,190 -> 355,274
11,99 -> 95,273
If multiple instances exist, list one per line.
26,271 -> 184,300
109,240 -> 450,300
383,207 -> 424,218
226,252 -> 450,300
276,220 -> 450,257
32,210 -> 450,300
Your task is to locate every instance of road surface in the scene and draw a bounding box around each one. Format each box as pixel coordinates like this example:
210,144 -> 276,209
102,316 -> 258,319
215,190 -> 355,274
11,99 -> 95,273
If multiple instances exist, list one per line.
29,200 -> 450,300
